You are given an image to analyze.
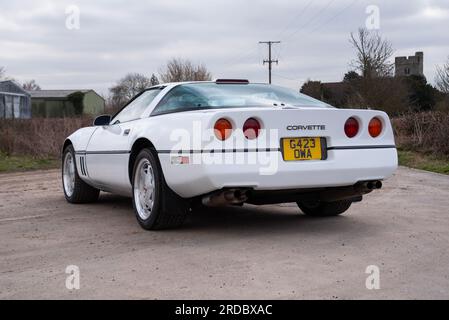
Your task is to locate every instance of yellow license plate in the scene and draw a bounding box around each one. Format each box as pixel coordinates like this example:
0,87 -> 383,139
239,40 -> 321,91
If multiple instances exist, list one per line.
281,137 -> 325,161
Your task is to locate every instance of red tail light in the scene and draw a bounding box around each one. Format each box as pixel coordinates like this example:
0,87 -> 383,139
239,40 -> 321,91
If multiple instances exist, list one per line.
368,117 -> 383,138
214,118 -> 232,141
344,117 -> 359,138
243,118 -> 261,139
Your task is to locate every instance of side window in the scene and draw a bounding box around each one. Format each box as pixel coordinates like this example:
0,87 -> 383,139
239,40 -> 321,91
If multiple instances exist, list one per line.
111,89 -> 162,124
152,86 -> 208,115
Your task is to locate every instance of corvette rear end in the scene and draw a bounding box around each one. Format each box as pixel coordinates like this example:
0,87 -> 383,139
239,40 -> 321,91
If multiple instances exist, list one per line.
159,107 -> 397,201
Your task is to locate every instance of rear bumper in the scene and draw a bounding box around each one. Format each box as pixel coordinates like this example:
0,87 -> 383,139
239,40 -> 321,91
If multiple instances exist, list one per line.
158,147 -> 398,198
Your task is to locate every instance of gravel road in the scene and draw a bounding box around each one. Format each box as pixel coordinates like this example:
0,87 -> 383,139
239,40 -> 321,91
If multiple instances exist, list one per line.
1,167 -> 448,299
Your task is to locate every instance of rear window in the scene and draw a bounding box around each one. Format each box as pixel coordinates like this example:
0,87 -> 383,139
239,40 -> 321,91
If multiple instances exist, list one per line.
152,83 -> 330,115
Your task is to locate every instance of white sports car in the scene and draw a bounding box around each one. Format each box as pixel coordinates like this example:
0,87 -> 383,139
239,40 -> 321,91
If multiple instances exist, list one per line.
62,79 -> 397,230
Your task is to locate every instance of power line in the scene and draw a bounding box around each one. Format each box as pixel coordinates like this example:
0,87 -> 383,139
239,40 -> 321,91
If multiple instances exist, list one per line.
259,41 -> 281,84
223,0 -> 361,82
273,0 -> 361,85
223,44 -> 260,66
272,72 -> 305,82
281,0 -> 337,42
308,0 -> 360,34
271,0 -> 315,40
222,1 -> 318,67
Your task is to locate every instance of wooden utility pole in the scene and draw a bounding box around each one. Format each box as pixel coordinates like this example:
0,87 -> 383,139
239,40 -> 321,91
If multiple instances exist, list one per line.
259,41 -> 281,84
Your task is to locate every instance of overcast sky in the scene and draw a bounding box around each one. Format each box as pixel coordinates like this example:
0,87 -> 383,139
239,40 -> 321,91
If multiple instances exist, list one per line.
1,0 -> 448,95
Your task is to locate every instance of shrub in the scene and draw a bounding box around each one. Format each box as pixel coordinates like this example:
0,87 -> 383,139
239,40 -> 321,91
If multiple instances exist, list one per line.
0,117 -> 91,158
393,112 -> 449,157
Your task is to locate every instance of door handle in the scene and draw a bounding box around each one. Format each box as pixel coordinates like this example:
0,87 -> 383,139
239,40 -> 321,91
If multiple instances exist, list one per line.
123,129 -> 131,136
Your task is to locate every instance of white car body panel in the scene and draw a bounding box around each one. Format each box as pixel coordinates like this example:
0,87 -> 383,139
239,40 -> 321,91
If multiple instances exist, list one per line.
85,124 -> 131,194
65,82 -> 398,199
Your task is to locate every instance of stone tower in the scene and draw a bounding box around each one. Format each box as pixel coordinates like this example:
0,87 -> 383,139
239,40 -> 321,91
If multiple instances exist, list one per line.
395,52 -> 424,77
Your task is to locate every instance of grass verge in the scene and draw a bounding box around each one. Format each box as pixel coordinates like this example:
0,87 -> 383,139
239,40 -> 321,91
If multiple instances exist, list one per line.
0,152 -> 59,173
398,149 -> 449,175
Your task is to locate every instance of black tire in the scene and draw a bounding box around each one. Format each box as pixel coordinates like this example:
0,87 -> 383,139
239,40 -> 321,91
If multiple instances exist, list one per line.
297,200 -> 352,217
131,148 -> 189,230
62,145 -> 100,203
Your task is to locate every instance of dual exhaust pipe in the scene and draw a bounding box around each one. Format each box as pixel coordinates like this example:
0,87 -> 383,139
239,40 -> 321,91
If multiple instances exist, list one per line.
353,180 -> 383,194
365,180 -> 382,190
321,180 -> 383,203
202,189 -> 249,207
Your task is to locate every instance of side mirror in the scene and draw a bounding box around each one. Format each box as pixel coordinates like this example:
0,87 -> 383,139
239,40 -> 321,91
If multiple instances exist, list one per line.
93,115 -> 111,126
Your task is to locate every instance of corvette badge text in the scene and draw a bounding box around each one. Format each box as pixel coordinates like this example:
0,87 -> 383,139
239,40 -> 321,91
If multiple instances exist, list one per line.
287,125 -> 326,131
175,304 -> 273,318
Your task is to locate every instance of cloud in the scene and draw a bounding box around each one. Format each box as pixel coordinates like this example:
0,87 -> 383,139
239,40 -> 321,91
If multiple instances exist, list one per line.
0,0 -> 448,94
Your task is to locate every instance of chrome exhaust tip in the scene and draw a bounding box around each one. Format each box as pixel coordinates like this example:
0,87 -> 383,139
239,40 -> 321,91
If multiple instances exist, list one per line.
366,180 -> 383,190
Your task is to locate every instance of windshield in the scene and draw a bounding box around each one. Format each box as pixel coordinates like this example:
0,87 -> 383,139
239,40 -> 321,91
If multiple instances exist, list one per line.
152,83 -> 330,115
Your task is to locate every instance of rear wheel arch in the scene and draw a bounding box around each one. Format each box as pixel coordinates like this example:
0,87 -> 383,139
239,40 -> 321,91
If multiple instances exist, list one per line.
129,138 -> 158,183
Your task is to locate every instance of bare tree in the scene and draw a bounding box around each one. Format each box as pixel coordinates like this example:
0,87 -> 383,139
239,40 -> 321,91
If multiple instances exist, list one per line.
150,73 -> 160,86
435,56 -> 449,94
0,66 -> 5,80
109,73 -> 151,107
349,28 -> 394,78
159,58 -> 212,83
22,80 -> 41,91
